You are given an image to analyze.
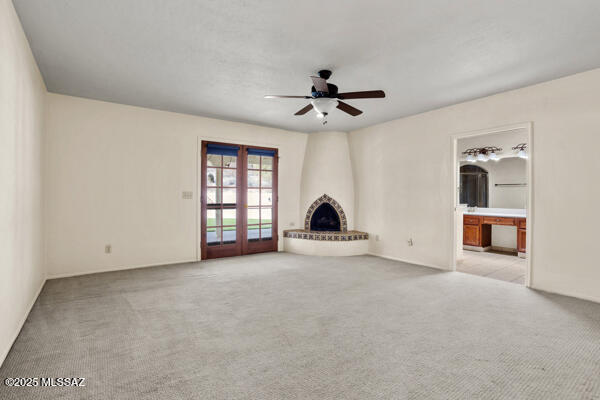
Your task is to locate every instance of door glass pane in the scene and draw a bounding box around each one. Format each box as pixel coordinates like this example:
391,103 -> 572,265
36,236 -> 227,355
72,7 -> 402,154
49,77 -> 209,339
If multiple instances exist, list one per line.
248,170 -> 259,187
248,155 -> 260,169
247,189 -> 259,206
261,207 -> 272,224
206,168 -> 221,186
222,155 -> 237,168
207,188 -> 219,204
223,209 -> 236,226
207,227 -> 221,245
261,171 -> 272,188
247,208 -> 259,225
247,225 -> 260,241
222,188 -> 236,205
261,156 -> 273,170
223,169 -> 236,186
207,209 -> 221,227
261,224 -> 272,240
207,154 -> 221,167
261,189 -> 272,205
222,228 -> 236,244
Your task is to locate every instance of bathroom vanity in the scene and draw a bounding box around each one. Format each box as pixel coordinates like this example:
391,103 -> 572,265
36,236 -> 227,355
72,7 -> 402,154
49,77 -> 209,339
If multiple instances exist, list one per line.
463,208 -> 526,257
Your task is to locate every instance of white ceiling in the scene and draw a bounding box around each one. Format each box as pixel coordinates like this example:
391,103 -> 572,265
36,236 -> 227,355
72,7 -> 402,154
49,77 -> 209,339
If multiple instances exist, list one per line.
13,0 -> 600,133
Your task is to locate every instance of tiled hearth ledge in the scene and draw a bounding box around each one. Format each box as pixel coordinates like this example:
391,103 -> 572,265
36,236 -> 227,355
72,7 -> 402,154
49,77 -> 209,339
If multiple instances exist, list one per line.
283,229 -> 368,241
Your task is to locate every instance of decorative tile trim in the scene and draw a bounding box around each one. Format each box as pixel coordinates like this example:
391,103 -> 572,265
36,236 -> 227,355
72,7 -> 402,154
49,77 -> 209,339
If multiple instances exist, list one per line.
283,229 -> 369,241
304,194 -> 348,232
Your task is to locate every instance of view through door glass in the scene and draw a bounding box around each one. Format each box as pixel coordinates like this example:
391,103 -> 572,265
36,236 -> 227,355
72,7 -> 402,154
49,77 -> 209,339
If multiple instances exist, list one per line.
206,152 -> 238,246
247,152 -> 273,242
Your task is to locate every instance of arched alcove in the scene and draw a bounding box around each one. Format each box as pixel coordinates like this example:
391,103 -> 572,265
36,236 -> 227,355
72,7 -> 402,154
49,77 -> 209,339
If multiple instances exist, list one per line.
460,165 -> 488,207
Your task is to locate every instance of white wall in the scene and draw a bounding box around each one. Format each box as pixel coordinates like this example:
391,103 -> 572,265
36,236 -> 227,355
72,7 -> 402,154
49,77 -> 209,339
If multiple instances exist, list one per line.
300,131 -> 355,230
349,68 -> 600,302
44,94 -> 307,277
0,0 -> 47,365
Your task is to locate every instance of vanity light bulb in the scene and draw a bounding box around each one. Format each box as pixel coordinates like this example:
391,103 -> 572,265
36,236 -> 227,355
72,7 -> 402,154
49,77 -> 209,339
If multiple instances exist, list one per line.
489,152 -> 499,161
518,149 -> 528,159
466,154 -> 476,162
477,153 -> 488,162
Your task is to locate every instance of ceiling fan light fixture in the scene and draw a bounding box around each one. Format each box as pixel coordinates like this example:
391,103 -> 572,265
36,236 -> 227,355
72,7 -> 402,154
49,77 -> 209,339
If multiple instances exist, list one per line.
311,98 -> 338,116
265,70 -> 385,122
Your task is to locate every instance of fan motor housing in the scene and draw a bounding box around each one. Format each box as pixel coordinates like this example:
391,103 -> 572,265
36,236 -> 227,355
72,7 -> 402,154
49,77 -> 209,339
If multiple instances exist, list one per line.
318,69 -> 332,80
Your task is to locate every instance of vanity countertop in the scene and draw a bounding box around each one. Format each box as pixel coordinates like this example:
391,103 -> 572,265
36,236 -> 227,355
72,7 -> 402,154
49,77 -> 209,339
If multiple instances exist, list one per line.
463,208 -> 526,219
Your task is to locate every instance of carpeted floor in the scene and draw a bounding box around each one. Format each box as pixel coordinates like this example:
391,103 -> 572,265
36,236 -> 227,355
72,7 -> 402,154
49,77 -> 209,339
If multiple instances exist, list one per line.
1,253 -> 599,399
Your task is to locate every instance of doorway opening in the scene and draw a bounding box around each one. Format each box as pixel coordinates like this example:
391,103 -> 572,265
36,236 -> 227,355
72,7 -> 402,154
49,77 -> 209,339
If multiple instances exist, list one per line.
452,123 -> 533,286
200,141 -> 278,260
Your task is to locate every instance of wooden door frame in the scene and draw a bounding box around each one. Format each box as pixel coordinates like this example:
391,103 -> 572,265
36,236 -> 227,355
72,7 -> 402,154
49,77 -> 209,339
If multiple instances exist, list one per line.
241,145 -> 279,255
451,122 -> 533,287
200,141 -> 278,260
200,140 -> 244,260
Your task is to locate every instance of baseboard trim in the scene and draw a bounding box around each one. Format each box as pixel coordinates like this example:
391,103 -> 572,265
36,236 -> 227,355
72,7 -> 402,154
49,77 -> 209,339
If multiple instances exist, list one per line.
0,277 -> 46,368
368,252 -> 448,271
47,258 -> 199,279
491,245 -> 518,253
529,285 -> 600,304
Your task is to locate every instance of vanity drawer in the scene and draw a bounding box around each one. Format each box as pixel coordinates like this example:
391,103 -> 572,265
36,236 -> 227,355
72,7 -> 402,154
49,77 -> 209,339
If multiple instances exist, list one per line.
482,216 -> 515,226
463,215 -> 481,225
517,218 -> 526,229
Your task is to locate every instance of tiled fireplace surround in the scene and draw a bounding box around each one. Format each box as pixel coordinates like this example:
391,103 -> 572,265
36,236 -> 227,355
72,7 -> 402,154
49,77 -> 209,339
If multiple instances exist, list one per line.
283,194 -> 369,241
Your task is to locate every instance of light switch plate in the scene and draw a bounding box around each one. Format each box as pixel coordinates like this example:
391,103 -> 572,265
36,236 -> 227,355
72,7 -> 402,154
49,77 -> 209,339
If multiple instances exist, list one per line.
182,191 -> 193,199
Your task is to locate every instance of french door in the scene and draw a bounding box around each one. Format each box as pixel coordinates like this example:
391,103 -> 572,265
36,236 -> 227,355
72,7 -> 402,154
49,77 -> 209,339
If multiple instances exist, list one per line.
200,141 -> 278,259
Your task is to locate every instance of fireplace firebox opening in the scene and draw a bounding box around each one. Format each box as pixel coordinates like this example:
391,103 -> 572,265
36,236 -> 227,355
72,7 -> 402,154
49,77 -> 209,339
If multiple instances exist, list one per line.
310,203 -> 341,231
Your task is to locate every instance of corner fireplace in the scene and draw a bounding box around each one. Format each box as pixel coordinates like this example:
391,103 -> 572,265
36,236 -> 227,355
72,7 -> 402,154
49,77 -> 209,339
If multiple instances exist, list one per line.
283,194 -> 368,251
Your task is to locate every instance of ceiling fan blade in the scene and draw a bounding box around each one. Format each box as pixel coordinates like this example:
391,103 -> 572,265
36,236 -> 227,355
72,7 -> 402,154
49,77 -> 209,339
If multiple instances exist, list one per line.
337,90 -> 385,100
336,101 -> 363,116
265,95 -> 312,99
310,76 -> 329,93
294,104 -> 313,115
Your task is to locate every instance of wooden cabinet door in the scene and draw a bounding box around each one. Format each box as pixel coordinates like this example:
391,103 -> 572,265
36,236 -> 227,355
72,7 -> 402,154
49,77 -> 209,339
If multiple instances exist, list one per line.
517,229 -> 527,253
463,225 -> 480,246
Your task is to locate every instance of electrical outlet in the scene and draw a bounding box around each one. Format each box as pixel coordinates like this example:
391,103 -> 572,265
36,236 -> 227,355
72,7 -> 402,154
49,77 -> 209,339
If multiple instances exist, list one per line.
407,238 -> 413,246
105,244 -> 112,254
290,222 -> 295,227
182,191 -> 193,199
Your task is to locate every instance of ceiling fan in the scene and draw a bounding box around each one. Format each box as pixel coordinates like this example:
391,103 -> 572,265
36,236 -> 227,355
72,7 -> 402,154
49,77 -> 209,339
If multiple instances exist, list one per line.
264,70 -> 385,125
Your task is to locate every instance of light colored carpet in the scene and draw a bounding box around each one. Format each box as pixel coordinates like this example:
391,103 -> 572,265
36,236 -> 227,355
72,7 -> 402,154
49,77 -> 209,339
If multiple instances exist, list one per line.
1,253 -> 599,399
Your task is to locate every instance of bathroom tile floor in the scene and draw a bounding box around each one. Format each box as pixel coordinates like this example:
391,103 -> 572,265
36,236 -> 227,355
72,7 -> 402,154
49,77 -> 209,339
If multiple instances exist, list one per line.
457,250 -> 526,284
